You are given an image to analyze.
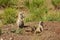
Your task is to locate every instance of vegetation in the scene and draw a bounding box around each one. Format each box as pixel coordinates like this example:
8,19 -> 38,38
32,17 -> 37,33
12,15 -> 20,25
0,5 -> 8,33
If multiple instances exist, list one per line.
52,0 -> 60,8
0,0 -> 60,24
2,8 -> 17,24
0,0 -> 18,8
52,0 -> 60,6
24,0 -> 47,22
24,0 -> 44,8
15,28 -> 25,34
10,28 -> 16,33
24,0 -> 60,22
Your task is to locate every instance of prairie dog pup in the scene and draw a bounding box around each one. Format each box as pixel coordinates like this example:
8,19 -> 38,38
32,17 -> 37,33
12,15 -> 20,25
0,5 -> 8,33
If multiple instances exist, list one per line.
16,11 -> 24,28
35,21 -> 43,33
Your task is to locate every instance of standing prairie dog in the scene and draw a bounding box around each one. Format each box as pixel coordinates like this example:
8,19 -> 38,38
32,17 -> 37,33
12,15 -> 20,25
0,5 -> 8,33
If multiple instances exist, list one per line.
16,11 -> 24,28
35,21 -> 43,33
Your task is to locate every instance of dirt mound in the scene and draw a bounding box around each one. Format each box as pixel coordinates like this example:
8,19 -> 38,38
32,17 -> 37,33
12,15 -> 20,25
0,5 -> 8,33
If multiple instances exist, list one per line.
0,22 -> 60,40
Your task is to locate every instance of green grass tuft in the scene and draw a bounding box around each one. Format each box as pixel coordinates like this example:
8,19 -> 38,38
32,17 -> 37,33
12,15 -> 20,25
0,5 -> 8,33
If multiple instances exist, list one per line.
2,8 -> 17,24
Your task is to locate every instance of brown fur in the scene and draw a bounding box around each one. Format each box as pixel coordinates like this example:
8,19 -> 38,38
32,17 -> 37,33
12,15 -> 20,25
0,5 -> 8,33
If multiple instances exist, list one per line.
16,12 -> 24,28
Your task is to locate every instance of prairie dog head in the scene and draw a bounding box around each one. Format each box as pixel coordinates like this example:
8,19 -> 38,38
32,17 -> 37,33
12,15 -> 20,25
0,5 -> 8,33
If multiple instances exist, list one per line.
39,21 -> 43,26
18,11 -> 24,19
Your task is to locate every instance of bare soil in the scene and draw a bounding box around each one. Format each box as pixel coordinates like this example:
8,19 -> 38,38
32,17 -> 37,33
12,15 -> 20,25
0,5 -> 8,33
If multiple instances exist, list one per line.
0,22 -> 60,40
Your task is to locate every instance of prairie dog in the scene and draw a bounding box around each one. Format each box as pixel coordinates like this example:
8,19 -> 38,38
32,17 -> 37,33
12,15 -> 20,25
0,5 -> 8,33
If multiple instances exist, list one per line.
35,21 -> 43,33
16,12 -> 24,28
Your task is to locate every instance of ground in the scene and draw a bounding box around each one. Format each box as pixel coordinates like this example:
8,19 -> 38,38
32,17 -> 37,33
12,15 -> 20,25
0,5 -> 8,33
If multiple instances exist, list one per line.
0,22 -> 60,40
0,0 -> 60,40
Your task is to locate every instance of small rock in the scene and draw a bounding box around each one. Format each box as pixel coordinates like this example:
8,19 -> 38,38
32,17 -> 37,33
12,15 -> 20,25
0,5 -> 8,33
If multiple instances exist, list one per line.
0,38 -> 3,40
25,27 -> 32,32
10,37 -> 14,40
